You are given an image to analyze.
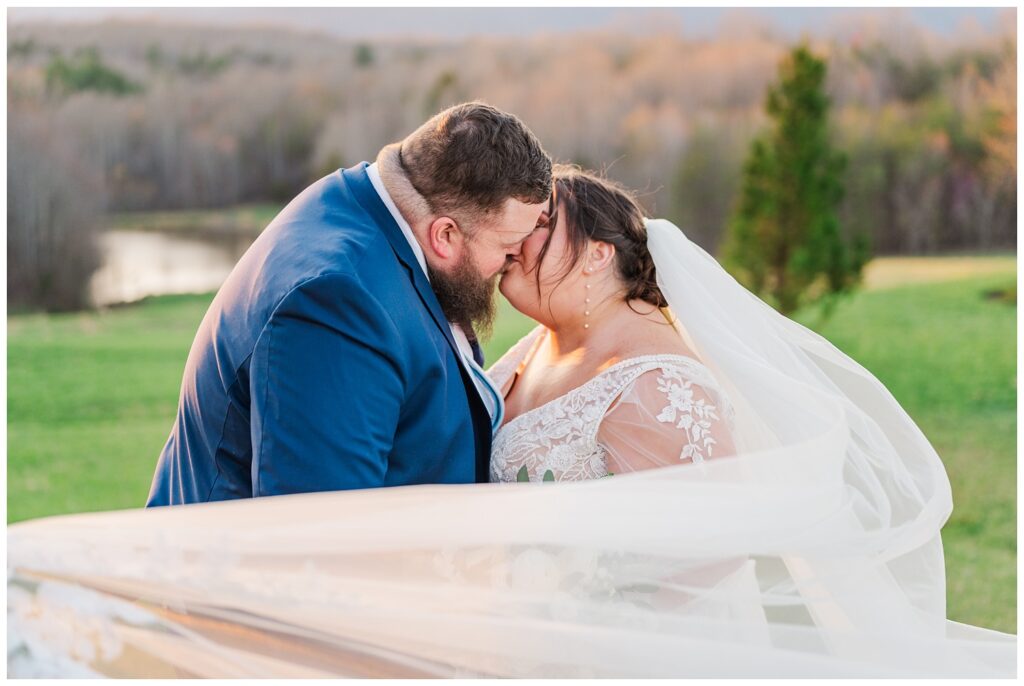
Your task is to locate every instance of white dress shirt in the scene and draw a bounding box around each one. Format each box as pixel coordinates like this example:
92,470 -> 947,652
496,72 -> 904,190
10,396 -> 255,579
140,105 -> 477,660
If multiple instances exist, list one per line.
365,163 -> 505,434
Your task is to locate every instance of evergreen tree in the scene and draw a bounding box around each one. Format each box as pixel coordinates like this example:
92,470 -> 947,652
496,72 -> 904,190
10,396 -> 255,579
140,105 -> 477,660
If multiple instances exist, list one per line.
45,48 -> 142,96
723,45 -> 869,317
354,43 -> 375,68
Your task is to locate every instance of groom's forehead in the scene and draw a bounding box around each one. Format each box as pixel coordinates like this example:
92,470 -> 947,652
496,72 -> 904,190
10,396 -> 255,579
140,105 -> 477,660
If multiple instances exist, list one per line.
483,197 -> 547,234
510,197 -> 550,222
507,202 -> 548,235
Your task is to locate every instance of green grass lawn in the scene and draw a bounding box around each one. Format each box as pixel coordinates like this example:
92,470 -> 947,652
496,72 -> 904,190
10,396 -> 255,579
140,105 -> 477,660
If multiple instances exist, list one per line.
7,260 -> 1016,632
793,272 -> 1016,634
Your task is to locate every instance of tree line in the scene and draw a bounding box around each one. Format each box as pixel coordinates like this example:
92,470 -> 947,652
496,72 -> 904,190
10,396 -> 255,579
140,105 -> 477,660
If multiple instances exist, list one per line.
7,13 -> 1016,310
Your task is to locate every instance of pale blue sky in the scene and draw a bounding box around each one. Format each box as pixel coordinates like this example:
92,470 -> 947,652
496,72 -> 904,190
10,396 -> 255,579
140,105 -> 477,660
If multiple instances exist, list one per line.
8,7 -> 1010,40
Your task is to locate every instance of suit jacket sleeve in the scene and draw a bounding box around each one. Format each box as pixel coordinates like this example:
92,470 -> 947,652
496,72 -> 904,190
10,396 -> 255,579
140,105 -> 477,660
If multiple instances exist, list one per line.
250,272 -> 405,496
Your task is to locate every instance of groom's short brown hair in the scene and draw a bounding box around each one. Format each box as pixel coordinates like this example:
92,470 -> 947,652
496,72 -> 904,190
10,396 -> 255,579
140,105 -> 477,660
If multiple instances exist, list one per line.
398,102 -> 552,223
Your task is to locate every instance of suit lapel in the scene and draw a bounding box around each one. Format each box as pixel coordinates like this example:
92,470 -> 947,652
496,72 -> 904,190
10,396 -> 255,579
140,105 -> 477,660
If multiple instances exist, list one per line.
343,163 -> 493,479
343,163 -> 463,359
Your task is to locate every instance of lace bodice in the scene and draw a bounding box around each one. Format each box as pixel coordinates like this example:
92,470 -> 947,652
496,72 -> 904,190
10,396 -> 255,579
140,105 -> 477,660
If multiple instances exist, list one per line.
487,327 -> 737,483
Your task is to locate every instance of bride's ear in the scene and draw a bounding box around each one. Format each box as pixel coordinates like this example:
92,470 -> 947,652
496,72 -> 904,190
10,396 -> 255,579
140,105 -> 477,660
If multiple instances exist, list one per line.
584,240 -> 616,274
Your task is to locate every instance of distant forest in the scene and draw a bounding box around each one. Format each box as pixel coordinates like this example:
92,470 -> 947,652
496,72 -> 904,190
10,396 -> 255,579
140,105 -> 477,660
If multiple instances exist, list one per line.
7,13 -> 1016,305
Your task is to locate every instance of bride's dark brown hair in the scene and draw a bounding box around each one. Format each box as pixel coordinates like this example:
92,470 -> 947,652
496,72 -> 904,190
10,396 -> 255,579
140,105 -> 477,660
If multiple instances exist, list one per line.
533,164 -> 667,311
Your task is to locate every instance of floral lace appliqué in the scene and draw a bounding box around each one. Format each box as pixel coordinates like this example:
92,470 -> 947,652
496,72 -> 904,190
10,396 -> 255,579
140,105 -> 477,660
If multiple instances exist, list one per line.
654,367 -> 721,464
488,330 -> 733,483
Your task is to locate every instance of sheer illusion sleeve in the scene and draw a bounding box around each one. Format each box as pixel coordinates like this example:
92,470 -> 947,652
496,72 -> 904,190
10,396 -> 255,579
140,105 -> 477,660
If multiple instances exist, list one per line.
597,364 -> 736,474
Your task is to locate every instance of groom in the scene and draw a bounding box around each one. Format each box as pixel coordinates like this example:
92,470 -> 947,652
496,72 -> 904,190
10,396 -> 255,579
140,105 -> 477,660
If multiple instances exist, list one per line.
147,102 -> 552,506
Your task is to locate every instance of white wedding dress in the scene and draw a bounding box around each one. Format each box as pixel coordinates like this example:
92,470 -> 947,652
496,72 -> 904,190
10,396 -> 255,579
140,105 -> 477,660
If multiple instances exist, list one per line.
489,326 -> 738,483
7,220 -> 1016,678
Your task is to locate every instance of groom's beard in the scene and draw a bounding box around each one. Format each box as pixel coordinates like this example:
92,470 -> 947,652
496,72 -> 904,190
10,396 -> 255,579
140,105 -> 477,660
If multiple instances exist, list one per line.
427,250 -> 499,341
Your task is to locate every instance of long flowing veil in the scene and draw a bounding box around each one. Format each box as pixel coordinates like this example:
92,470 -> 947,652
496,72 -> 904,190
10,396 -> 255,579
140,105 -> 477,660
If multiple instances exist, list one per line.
8,220 -> 1015,678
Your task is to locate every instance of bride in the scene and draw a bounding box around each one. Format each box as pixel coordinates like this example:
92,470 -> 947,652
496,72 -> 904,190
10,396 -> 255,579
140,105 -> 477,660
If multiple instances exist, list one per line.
8,168 -> 1016,678
489,164 -> 738,484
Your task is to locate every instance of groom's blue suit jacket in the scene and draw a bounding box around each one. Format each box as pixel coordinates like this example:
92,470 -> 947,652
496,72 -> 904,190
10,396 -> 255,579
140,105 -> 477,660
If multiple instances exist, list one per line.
147,163 -> 492,506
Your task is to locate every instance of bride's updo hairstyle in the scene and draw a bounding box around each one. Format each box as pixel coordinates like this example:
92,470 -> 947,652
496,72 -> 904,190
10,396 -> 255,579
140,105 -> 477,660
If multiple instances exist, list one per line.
538,164 -> 668,309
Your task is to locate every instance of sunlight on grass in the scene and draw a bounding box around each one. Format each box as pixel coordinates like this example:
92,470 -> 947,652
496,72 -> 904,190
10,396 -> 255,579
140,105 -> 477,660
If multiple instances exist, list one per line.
862,254 -> 1015,291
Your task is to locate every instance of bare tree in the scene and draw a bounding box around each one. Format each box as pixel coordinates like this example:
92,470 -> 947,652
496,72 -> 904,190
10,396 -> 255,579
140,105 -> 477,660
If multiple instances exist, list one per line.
8,106 -> 105,311
5,13 -> 1016,312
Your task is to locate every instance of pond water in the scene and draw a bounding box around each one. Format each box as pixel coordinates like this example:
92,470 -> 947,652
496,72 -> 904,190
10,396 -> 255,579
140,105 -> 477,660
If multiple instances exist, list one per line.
89,230 -> 254,307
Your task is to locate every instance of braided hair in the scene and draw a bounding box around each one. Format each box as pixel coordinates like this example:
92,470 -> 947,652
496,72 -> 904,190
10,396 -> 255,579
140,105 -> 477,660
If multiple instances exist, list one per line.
535,164 -> 667,310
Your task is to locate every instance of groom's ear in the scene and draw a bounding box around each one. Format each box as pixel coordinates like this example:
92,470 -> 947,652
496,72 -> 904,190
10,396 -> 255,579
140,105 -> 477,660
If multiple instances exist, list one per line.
426,216 -> 464,261
586,240 -> 616,273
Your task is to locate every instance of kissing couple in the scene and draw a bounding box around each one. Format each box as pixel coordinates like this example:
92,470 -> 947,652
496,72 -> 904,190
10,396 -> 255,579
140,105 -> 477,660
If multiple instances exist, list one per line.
9,102 -> 1015,678
147,100 -> 734,498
